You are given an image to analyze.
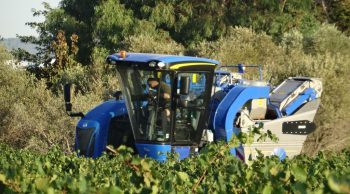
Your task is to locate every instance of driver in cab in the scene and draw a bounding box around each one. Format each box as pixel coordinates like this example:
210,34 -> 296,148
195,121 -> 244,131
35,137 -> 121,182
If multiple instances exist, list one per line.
147,77 -> 171,140
147,78 -> 171,103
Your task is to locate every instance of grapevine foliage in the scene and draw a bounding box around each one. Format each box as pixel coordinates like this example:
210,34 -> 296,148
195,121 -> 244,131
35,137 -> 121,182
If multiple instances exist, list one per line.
0,140 -> 349,193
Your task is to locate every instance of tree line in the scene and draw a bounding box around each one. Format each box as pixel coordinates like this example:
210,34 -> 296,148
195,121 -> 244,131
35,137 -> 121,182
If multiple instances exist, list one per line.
14,0 -> 350,67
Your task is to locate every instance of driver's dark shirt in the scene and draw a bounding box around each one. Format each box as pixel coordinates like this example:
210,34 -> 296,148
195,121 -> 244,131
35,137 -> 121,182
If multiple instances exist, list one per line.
150,81 -> 171,107
159,82 -> 171,97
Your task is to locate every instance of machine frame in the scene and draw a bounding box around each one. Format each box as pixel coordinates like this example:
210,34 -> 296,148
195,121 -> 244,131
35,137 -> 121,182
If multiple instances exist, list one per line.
64,52 -> 322,162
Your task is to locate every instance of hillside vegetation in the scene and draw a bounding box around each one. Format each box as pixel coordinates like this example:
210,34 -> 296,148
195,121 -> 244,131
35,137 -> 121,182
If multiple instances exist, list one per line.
1,0 -> 350,156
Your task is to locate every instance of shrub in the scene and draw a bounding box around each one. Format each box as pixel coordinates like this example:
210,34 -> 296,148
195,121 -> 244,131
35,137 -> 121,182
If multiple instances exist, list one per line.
124,33 -> 185,55
0,45 -> 86,153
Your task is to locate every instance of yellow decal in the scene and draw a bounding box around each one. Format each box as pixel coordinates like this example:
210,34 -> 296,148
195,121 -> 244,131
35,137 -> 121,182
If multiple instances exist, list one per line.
170,63 -> 215,70
256,99 -> 265,107
192,74 -> 197,83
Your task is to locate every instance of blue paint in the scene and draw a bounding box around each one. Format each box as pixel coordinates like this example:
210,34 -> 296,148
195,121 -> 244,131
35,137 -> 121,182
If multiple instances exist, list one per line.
74,120 -> 99,157
268,100 -> 282,118
212,86 -> 270,141
236,144 -> 246,161
214,70 -> 231,89
273,147 -> 287,161
230,148 -> 237,155
136,144 -> 172,162
209,90 -> 227,130
107,53 -> 220,65
173,146 -> 191,160
136,145 -> 191,161
212,86 -> 245,140
211,86 -> 269,160
76,100 -> 128,158
238,64 -> 245,73
283,88 -> 316,115
211,85 -> 270,160
229,146 -> 245,161
224,86 -> 270,141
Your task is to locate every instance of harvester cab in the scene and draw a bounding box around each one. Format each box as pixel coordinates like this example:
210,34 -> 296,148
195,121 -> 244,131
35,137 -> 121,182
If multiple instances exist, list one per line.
84,52 -> 218,160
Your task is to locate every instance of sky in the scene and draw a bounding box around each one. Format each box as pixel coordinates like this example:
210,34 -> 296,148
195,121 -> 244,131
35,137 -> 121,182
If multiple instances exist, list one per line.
0,0 -> 60,38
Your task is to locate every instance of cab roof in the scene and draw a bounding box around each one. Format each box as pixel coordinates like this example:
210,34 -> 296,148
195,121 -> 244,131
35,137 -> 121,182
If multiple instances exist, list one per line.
106,52 -> 220,65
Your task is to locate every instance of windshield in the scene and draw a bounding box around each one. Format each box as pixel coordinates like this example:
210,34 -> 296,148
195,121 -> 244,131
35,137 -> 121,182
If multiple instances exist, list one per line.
173,72 -> 209,143
116,65 -> 173,142
115,63 -> 213,145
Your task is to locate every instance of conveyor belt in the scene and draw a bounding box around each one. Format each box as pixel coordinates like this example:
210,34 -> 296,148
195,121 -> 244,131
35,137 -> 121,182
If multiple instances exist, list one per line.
270,79 -> 307,110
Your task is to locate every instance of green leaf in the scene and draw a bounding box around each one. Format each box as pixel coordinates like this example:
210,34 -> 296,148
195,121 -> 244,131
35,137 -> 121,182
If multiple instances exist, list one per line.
291,182 -> 307,194
0,174 -> 5,183
262,183 -> 272,194
177,172 -> 190,182
141,160 -> 151,171
270,166 -> 279,176
283,170 -> 291,183
109,186 -> 123,194
47,188 -> 55,194
152,185 -> 159,194
78,177 -> 87,193
328,175 -> 350,193
35,178 -> 49,191
291,163 -> 307,183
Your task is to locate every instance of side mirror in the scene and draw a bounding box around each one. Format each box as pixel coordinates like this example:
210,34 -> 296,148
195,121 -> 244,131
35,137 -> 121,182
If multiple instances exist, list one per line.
180,76 -> 190,95
63,84 -> 84,118
64,84 -> 72,112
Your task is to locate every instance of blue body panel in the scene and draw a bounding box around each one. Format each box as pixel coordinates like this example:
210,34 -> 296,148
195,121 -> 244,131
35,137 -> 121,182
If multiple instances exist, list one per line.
136,144 -> 172,162
209,90 -> 228,129
282,88 -> 317,115
212,86 -> 270,141
76,100 -> 128,158
107,53 -> 220,65
268,102 -> 283,118
136,144 -> 192,161
173,146 -> 191,160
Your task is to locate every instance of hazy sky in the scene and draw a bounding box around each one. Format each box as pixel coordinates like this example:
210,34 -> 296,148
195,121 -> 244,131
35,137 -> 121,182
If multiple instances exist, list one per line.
0,0 -> 60,38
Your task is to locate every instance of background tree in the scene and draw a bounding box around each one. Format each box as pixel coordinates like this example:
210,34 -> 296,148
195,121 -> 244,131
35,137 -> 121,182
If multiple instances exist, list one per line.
120,0 -> 323,45
60,0 -> 99,64
14,1 -> 98,67
326,0 -> 350,35
15,0 -> 329,67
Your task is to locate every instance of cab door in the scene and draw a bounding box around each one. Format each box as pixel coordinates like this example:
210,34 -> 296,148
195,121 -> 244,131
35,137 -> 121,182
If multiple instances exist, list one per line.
172,71 -> 212,145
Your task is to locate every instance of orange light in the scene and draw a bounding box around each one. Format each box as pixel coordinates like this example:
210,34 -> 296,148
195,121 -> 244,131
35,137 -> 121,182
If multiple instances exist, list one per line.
120,50 -> 127,59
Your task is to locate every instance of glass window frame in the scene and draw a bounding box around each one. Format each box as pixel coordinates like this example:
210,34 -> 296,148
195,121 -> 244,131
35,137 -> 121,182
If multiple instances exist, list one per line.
171,70 -> 214,145
114,63 -> 214,146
